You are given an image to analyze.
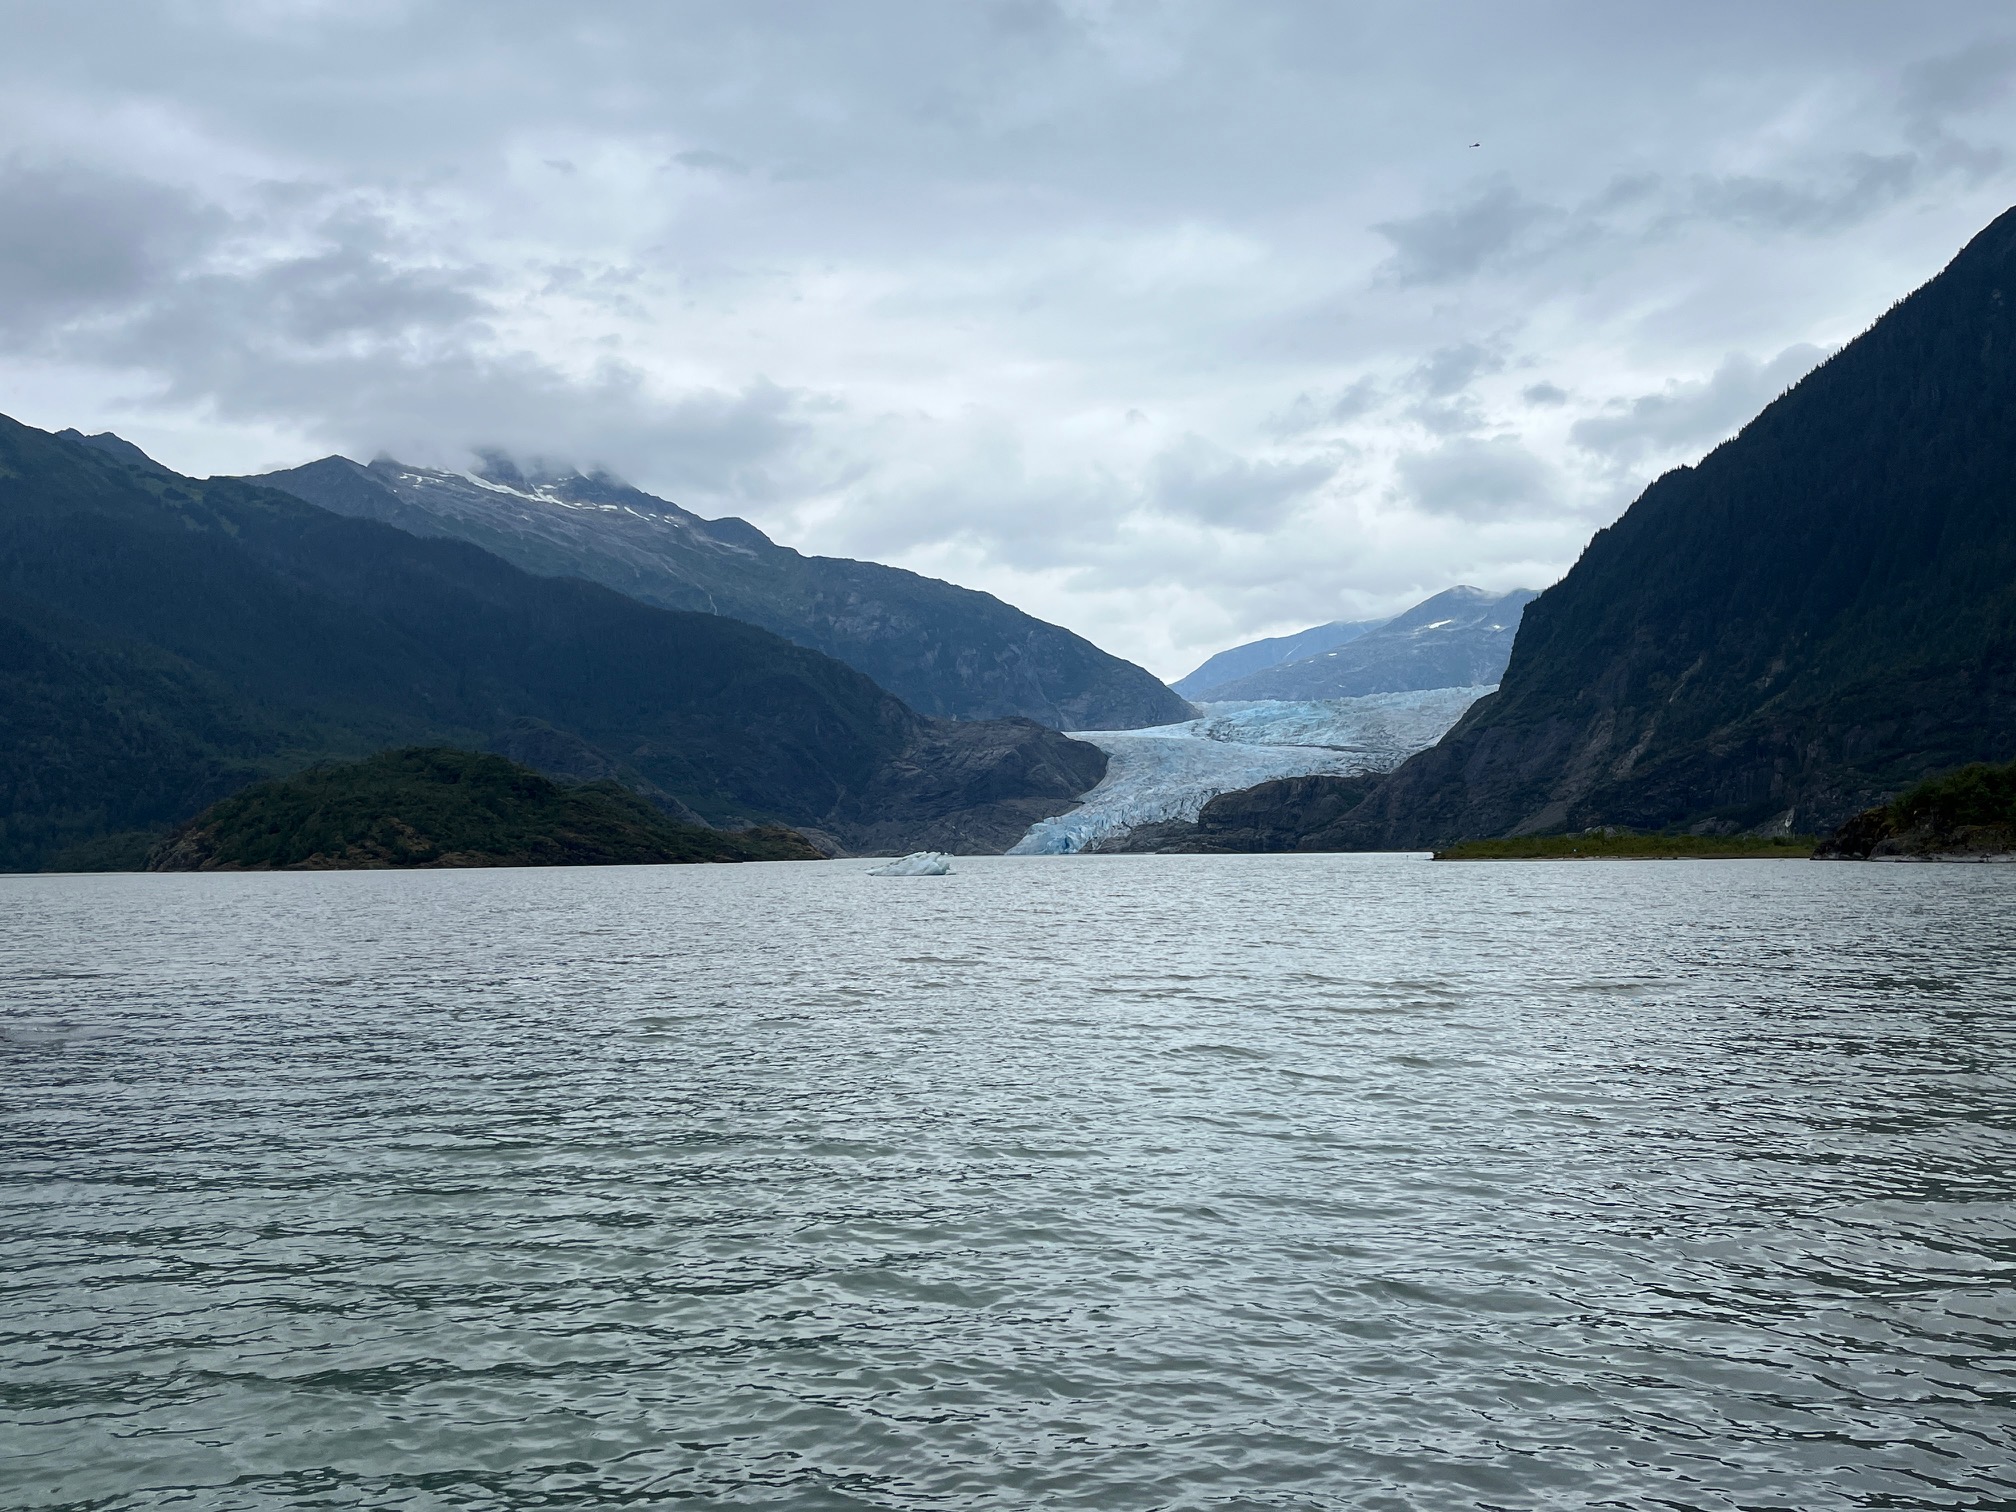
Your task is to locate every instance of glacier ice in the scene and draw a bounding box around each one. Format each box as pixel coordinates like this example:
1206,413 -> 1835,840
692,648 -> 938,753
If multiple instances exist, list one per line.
869,851 -> 956,876
1009,686 -> 1492,855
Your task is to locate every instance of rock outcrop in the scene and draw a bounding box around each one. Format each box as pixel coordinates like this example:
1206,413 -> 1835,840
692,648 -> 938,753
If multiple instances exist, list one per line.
1814,759 -> 2016,861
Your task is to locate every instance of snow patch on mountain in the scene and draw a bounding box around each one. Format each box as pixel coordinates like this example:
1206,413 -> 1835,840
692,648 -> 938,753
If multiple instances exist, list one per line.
1009,686 -> 1492,855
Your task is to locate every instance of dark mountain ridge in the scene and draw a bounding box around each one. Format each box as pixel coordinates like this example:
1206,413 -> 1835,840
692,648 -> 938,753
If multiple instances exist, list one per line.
0,417 -> 1103,869
252,454 -> 1192,731
1334,208 -> 2016,847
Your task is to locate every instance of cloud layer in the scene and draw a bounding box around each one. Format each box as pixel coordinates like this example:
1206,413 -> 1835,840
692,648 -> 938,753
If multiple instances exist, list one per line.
1,1 -> 2013,677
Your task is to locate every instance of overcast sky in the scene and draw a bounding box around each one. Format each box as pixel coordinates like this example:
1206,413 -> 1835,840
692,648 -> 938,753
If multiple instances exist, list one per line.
2,1 -> 2013,677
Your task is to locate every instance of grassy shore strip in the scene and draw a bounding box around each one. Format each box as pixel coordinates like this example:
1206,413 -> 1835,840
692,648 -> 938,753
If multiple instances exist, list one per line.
1435,831 -> 1817,860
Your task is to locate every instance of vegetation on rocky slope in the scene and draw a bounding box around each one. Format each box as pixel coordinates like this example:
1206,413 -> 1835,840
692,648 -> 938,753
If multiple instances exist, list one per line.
1816,759 -> 2016,859
1435,830 -> 1816,860
148,748 -> 821,871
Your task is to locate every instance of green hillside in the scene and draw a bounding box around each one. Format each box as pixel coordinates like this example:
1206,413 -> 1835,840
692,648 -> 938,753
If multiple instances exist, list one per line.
146,748 -> 820,870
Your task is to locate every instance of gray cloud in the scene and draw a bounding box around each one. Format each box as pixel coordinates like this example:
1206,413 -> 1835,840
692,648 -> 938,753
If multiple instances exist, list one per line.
0,166 -> 816,503
1522,381 -> 1568,407
0,161 -> 224,335
1406,397 -> 1486,438
1414,342 -> 1502,398
1570,344 -> 1832,465
1374,185 -> 1561,286
1902,37 -> 2016,125
1267,378 -> 1380,437
1150,436 -> 1337,532
1394,436 -> 1555,521
673,150 -> 750,176
1685,156 -> 1923,237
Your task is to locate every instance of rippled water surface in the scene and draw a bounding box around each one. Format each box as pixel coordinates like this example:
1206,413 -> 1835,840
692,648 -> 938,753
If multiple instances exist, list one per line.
4,855 -> 2014,1510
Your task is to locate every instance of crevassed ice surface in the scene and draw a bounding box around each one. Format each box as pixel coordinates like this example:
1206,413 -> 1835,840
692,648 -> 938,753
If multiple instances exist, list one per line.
3,857 -> 2014,1512
1010,685 -> 1490,854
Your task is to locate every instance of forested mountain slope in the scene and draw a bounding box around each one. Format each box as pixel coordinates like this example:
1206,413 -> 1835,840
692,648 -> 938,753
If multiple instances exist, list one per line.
1338,208 -> 2016,846
253,455 -> 1191,730
0,418 -> 1102,869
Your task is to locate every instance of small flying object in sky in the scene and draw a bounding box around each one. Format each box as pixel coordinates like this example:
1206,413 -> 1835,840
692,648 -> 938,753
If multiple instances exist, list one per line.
1470,141 -> 1481,148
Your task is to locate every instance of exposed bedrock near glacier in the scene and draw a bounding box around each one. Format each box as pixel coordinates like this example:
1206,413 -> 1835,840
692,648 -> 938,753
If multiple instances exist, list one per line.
1008,686 -> 1492,855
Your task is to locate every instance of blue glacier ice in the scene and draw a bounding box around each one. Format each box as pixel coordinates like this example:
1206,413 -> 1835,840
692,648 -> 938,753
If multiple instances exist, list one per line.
1008,686 -> 1492,855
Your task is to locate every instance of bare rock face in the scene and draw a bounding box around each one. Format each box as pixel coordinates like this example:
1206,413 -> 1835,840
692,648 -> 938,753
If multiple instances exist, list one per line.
1816,814 -> 2016,861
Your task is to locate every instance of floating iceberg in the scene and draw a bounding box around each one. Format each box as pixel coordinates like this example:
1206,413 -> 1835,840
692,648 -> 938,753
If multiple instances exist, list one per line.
868,851 -> 955,876
1009,686 -> 1492,855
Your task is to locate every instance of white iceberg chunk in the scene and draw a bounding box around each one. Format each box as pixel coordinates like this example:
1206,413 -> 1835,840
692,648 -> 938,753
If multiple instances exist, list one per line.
868,851 -> 955,876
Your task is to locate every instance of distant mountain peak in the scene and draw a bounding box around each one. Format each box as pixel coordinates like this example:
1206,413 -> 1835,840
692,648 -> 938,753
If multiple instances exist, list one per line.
1180,586 -> 1536,703
469,448 -> 635,499
56,428 -> 168,472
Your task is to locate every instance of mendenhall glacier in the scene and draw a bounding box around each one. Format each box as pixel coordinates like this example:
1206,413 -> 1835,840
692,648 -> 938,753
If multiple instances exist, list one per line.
1008,686 -> 1491,855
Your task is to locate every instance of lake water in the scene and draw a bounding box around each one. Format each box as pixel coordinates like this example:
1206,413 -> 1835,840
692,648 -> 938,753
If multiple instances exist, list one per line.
3,854 -> 2014,1510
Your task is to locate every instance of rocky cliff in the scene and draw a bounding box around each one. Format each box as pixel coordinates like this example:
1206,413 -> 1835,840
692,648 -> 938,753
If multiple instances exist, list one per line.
1333,209 -> 2016,847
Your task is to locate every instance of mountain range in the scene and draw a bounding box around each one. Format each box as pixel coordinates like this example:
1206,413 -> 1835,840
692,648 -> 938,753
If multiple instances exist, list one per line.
22,200 -> 2016,868
251,454 -> 1191,731
0,418 -> 1105,870
1308,207 -> 2016,846
1179,587 -> 1534,702
1172,616 -> 1387,698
